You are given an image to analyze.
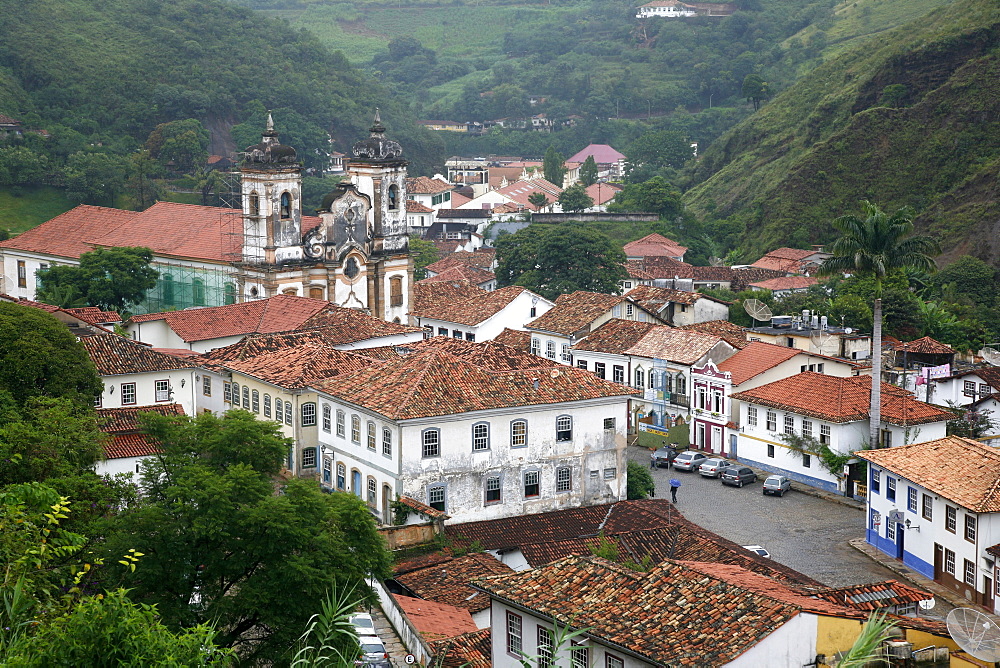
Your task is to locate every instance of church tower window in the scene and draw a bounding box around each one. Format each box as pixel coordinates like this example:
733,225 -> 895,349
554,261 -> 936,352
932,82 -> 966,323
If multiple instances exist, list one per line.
390,276 -> 403,307
280,192 -> 292,219
387,184 -> 399,211
344,257 -> 360,280
249,192 -> 260,216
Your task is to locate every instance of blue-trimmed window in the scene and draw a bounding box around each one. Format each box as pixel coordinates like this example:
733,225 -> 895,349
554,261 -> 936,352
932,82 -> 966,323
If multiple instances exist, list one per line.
886,476 -> 896,502
871,468 -> 880,494
907,487 -> 917,513
473,422 -> 490,451
511,420 -> 527,447
422,429 -> 440,458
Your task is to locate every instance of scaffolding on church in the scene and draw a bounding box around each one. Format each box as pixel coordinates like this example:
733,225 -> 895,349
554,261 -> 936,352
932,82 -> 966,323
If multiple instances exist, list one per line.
220,164 -> 264,304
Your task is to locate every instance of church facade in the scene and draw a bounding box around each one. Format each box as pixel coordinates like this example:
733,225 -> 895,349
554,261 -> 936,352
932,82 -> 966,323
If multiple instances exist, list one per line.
0,112 -> 413,324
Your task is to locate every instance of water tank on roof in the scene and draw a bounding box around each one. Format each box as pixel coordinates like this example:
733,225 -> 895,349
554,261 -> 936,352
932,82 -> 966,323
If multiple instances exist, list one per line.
821,316 -> 828,330
811,315 -> 820,329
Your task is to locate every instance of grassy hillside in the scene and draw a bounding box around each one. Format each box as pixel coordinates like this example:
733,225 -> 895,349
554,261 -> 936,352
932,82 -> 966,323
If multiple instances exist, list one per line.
683,0 -> 1000,263
0,187 -> 76,235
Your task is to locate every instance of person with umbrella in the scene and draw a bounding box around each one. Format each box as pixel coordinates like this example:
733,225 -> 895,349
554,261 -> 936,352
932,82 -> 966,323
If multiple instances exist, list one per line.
669,478 -> 681,503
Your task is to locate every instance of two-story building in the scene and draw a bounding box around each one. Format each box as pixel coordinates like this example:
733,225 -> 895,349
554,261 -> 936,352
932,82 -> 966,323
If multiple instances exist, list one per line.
745,313 -> 872,360
411,285 -> 553,343
312,340 -> 637,525
624,284 -> 730,326
859,436 -> 1000,613
731,373 -> 953,494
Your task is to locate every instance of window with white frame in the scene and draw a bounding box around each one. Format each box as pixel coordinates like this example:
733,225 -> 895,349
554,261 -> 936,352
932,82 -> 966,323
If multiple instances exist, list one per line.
613,365 -> 624,384
302,447 -> 317,468
155,380 -> 170,402
577,359 -> 588,370
887,477 -> 896,501
511,420 -> 527,447
886,517 -> 896,540
820,424 -> 831,444
337,463 -> 346,490
264,394 -> 272,418
606,654 -> 624,668
524,470 -> 540,498
944,548 -> 955,575
872,468 -> 881,493
561,344 -> 572,362
367,478 -> 377,506
202,376 -> 211,396
485,476 -> 501,504
296,402 -> 314,427
531,338 -> 540,356
224,382 -> 232,403
556,415 -> 572,441
121,383 -> 137,405
351,415 -> 361,443
506,612 -> 522,655
428,485 -> 446,512
594,362 -> 606,379
546,341 -> 556,359
907,487 -> 917,513
966,514 -> 977,543
634,368 -> 645,388
713,390 -> 723,413
473,423 -> 490,451
252,390 -> 260,413
322,405 -> 331,432
556,467 -> 571,492
676,374 -> 686,395
625,303 -> 634,317
964,380 -> 977,397
284,401 -> 292,426
367,422 -> 377,450
766,410 -> 776,431
323,457 -> 331,484
336,410 -> 345,437
946,505 -> 957,532
242,386 -> 250,408
783,415 -> 795,435
423,429 -> 440,457
382,428 -> 392,457
537,627 -> 554,668
232,383 -> 240,406
922,494 -> 932,520
802,420 -> 812,438
747,406 -> 758,427
965,559 -> 976,586
275,398 -> 283,422
571,645 -> 589,668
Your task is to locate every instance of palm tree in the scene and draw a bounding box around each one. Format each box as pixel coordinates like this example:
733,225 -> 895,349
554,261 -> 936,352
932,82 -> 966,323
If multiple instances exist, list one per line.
818,200 -> 939,449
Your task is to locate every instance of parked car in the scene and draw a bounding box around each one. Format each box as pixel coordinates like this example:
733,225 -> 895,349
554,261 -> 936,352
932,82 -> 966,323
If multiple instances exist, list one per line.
672,451 -> 709,472
350,612 -> 376,637
762,475 -> 792,497
698,457 -> 731,478
743,545 -> 771,558
720,466 -> 757,487
652,447 -> 676,468
356,635 -> 391,667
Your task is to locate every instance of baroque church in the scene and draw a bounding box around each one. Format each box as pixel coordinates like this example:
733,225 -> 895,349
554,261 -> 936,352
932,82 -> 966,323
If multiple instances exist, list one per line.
0,112 -> 413,324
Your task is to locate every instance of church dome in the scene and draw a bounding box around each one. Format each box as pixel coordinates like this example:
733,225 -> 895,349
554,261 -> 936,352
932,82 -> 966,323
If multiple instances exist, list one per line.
352,109 -> 403,162
243,113 -> 299,165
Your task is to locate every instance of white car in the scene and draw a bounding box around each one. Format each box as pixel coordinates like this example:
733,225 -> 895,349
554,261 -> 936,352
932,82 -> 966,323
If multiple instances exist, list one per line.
742,545 -> 770,559
349,612 -> 376,637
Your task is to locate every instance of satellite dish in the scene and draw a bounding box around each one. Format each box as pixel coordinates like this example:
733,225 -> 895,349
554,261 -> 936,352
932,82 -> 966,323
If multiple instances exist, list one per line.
918,598 -> 936,610
743,299 -> 772,327
947,607 -> 1000,662
980,347 -> 1000,367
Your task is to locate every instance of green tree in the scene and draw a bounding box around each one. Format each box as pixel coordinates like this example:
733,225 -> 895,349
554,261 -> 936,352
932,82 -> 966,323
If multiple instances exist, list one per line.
37,246 -> 159,314
0,147 -> 50,186
528,192 -> 550,212
0,302 -> 103,411
410,237 -> 441,281
579,155 -> 598,187
558,184 -> 594,213
626,460 -> 655,500
495,224 -> 627,300
741,73 -> 769,111
96,411 -> 393,664
933,255 -> 997,307
607,176 -> 682,219
145,119 -> 210,173
64,152 -> 127,205
124,149 -> 163,211
625,130 -> 692,172
817,201 -> 939,449
543,145 -> 566,187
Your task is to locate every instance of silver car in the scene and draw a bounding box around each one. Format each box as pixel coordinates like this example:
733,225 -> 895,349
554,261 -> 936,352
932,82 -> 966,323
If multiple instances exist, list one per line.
698,457 -> 731,478
672,451 -> 708,472
762,475 -> 792,497
356,635 -> 391,667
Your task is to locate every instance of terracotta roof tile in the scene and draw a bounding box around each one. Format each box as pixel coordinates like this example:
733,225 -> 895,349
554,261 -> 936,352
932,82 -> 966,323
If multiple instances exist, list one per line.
406,200 -> 434,213
748,276 -> 818,291
314,345 -> 632,420
626,284 -> 729,310
63,307 -> 122,325
566,144 -> 626,164
571,318 -> 661,354
750,247 -> 815,274
497,178 -> 562,208
412,285 -> 525,326
491,328 -> 531,352
395,553 -> 514,613
526,291 -> 623,336
858,436 -> 1000,512
105,433 -> 161,459
0,205 -> 140,259
412,280 -> 484,315
717,341 -> 802,385
731,372 -> 954,426
625,260 -> 655,280
629,256 -> 695,280
811,580 -> 932,611
82,333 -> 197,375
676,320 -> 749,349
429,629 -> 492,668
425,250 -> 496,274
472,555 -> 800,665
626,327 -> 727,365
894,336 -> 956,355
398,495 -> 449,520
584,182 -> 621,206
97,403 -> 185,459
407,176 -> 453,194
624,233 -> 687,258
393,595 -> 478,641
417,265 -> 495,287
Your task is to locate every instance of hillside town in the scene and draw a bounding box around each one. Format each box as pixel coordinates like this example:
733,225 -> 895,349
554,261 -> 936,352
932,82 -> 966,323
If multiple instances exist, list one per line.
2,112 -> 1000,666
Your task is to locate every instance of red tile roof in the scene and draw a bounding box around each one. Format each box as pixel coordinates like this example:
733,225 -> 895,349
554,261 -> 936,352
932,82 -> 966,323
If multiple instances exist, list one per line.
571,318 -> 661,354
491,328 -> 531,352
584,182 -> 621,206
566,144 -> 626,164
750,247 -> 815,274
731,372 -> 954,426
858,436 -> 1000,512
626,284 -> 729,310
105,433 -> 161,459
676,320 -> 749,349
406,201 -> 434,213
429,629 -> 492,668
626,327 -> 728,365
748,276 -> 818,291
473,555 -> 800,666
412,280 -> 485,315
624,233 -> 688,259
894,336 -> 956,355
0,201 -> 321,263
63,307 -> 122,325
417,265 -> 495,288
717,341 -> 802,385
395,553 -> 515,614
497,178 -> 563,208
97,403 -> 185,459
407,176 -> 453,194
811,580 -> 932,611
627,256 -> 695,280
526,291 -> 623,336
82,333 -> 197,375
314,346 -> 635,420
397,495 -> 449,520
393,595 -> 478,641
425,250 -> 496,275
412,285 -> 526,326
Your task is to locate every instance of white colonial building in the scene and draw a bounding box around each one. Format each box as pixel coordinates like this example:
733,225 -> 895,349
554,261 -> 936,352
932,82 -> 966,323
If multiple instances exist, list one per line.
410,285 -> 552,343
312,341 -> 636,525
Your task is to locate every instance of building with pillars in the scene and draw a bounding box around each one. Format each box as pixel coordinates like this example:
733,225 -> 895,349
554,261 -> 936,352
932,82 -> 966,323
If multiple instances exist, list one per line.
0,112 -> 413,323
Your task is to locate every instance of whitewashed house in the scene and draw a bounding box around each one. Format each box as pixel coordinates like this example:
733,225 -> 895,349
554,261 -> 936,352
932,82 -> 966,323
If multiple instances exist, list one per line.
312,340 -> 636,525
410,285 -> 553,343
859,436 -> 1000,612
95,403 -> 186,478
625,284 -> 730,326
731,373 -> 953,494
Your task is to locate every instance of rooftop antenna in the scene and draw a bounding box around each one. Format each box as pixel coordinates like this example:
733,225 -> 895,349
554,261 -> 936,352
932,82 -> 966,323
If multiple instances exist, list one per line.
743,299 -> 772,329
947,607 -> 1000,663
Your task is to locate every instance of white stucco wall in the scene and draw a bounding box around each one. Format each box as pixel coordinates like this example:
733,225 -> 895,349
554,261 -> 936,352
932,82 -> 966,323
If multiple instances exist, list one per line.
97,370 -> 197,415
0,250 -> 71,300
724,612 -> 816,667
95,454 -> 148,479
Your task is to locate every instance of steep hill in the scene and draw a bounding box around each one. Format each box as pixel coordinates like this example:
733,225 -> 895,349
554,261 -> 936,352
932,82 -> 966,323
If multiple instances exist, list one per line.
0,0 -> 443,172
683,0 -> 1000,265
